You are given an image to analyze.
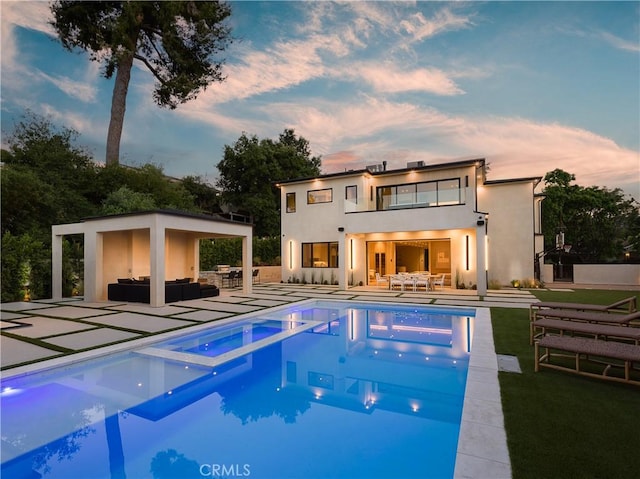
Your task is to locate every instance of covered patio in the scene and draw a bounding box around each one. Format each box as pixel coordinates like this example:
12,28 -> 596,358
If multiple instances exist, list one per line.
52,210 -> 253,307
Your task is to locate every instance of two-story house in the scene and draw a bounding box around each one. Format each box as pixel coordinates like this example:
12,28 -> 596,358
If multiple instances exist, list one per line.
277,159 -> 544,295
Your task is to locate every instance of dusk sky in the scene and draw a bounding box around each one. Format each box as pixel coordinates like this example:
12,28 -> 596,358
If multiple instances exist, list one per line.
1,1 -> 639,200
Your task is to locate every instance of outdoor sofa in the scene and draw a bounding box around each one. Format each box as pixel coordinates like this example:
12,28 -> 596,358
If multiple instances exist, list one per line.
107,278 -> 219,303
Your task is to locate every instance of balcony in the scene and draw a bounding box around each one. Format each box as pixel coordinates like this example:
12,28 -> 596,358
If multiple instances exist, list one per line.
345,186 -> 467,214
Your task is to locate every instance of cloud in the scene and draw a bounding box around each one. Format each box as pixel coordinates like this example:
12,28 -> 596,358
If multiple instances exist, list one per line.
597,30 -> 640,53
352,63 -> 465,95
37,72 -> 98,103
1,1 -> 54,69
246,97 -> 637,197
400,8 -> 474,43
38,103 -> 105,141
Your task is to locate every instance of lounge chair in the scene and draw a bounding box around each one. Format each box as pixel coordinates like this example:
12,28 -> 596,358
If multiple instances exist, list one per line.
530,317 -> 640,345
529,309 -> 640,345
529,296 -> 637,321
532,309 -> 640,325
534,335 -> 640,386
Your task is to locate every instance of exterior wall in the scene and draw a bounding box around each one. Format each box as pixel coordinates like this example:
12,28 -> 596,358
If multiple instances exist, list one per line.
542,264 -> 639,286
102,231 -> 132,285
165,230 -> 197,280
132,229 -> 150,277
280,164 -> 487,289
573,265 -> 639,286
479,182 -> 537,286
279,162 -> 539,293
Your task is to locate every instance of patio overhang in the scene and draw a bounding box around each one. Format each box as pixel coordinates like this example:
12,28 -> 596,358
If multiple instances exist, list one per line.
52,210 -> 254,307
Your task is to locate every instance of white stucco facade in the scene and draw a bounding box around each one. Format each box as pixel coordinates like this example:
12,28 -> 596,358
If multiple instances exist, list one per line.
278,159 -> 543,295
52,210 -> 253,306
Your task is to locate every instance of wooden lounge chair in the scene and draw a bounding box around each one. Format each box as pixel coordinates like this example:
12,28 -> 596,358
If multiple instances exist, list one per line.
530,317 -> 640,345
529,296 -> 637,321
534,335 -> 640,386
529,310 -> 640,345
532,308 -> 640,326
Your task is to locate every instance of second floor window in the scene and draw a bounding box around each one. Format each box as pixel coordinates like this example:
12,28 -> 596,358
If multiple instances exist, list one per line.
376,178 -> 463,210
307,188 -> 332,204
286,193 -> 296,213
345,185 -> 357,203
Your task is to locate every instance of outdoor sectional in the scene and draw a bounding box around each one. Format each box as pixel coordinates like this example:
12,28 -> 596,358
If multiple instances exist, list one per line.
107,278 -> 219,303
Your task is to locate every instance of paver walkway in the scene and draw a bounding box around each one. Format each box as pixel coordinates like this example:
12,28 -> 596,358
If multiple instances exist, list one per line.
1,283 -> 538,372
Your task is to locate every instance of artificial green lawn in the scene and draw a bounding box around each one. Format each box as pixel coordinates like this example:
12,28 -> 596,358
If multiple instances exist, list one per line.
491,290 -> 640,479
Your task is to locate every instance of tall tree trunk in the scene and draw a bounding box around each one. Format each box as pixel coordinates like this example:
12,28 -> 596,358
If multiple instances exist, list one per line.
105,52 -> 134,166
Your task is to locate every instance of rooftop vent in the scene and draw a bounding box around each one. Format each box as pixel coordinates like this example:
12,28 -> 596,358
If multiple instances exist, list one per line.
407,161 -> 425,169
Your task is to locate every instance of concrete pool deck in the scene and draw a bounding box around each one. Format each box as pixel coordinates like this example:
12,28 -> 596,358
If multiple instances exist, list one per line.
1,283 -> 538,478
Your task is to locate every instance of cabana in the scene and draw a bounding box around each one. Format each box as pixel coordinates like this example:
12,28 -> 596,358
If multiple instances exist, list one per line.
52,210 -> 253,307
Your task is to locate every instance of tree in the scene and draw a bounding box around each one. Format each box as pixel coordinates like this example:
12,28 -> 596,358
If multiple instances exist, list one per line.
100,186 -> 157,215
50,1 -> 233,165
216,129 -> 322,237
1,112 -> 98,236
181,175 -> 222,214
542,169 -> 640,262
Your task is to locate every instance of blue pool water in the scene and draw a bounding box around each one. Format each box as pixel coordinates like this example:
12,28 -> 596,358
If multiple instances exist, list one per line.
1,301 -> 475,479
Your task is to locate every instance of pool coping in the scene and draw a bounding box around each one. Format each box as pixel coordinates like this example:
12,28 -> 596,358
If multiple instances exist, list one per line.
454,306 -> 511,478
1,300 -> 511,479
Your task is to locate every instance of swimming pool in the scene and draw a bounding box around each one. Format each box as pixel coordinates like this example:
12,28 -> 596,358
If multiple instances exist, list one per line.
1,300 -> 475,478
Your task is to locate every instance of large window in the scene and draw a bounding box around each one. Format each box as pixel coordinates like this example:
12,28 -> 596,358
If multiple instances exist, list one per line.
376,178 -> 463,210
345,185 -> 357,203
307,188 -> 333,204
302,242 -> 339,268
286,192 -> 296,213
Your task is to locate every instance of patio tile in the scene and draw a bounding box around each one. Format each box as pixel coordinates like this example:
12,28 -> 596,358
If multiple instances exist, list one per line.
6,317 -> 97,338
172,310 -> 233,322
79,312 -> 196,333
32,297 -> 82,304
27,306 -> 116,319
107,303 -> 196,316
0,302 -> 53,312
71,301 -> 127,309
178,300 -> 263,314
0,320 -> 30,330
0,311 -> 28,320
44,328 -> 141,350
242,299 -> 289,307
1,336 -> 63,364
228,293 -> 300,302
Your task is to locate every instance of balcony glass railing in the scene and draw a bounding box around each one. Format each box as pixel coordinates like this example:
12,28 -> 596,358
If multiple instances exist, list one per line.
345,187 -> 466,213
